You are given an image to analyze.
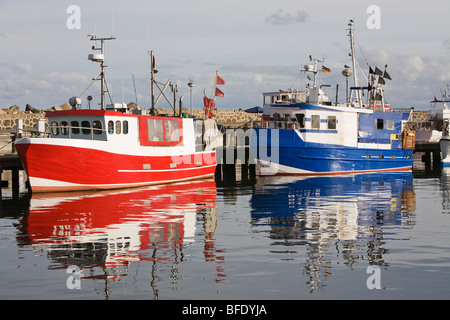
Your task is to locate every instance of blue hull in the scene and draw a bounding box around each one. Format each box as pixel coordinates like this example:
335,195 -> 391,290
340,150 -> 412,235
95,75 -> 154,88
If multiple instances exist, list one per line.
250,128 -> 413,175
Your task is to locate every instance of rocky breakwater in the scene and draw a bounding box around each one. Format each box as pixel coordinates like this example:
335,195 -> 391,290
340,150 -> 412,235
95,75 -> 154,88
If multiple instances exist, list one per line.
190,108 -> 262,128
0,103 -> 72,154
0,103 -> 73,134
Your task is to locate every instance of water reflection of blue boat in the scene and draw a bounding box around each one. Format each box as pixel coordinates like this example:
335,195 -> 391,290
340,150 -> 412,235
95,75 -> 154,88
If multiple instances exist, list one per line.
251,172 -> 415,240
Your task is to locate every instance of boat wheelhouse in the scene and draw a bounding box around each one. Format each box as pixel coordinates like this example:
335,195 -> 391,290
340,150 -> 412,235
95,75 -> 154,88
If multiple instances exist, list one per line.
15,36 -> 219,192
250,21 -> 414,176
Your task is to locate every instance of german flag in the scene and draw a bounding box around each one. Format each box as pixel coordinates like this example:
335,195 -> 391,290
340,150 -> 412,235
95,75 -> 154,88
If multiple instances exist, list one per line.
322,66 -> 331,74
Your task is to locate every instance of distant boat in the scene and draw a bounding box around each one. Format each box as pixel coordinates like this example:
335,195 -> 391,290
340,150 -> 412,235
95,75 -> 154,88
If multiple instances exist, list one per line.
250,20 -> 414,176
433,86 -> 450,167
412,86 -> 450,144
15,36 -> 220,192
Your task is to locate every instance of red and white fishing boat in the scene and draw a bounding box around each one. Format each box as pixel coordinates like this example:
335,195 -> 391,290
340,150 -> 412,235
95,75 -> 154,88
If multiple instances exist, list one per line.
15,36 -> 220,192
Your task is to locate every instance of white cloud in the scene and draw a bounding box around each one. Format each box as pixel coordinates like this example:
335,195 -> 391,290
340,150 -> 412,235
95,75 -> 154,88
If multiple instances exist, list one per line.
1,1 -> 449,110
264,9 -> 310,26
444,39 -> 450,51
358,48 -> 450,108
0,63 -> 93,108
1,61 -> 33,74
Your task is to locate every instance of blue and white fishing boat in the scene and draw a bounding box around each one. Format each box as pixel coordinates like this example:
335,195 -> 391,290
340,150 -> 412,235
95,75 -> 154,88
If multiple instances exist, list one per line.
250,20 -> 415,176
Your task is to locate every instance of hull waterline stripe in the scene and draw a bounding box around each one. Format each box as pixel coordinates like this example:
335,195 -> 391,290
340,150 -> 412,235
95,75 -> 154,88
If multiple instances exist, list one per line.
29,173 -> 216,192
271,166 -> 412,176
117,164 -> 216,173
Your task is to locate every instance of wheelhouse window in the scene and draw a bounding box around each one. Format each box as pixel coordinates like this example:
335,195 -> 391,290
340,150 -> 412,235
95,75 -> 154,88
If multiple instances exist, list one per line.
148,119 -> 164,141
61,121 -> 69,136
93,120 -> 103,135
50,121 -> 59,136
115,121 -> 121,134
273,113 -> 281,121
311,115 -> 320,129
108,121 -> 114,134
327,116 -> 337,130
81,121 -> 91,135
386,119 -> 395,130
296,114 -> 305,128
71,121 -> 80,134
139,116 -> 183,146
107,120 -> 128,135
375,118 -> 384,129
164,120 -> 179,142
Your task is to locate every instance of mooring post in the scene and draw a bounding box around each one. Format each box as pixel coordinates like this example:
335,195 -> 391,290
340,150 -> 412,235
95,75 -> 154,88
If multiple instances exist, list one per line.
11,169 -> 19,199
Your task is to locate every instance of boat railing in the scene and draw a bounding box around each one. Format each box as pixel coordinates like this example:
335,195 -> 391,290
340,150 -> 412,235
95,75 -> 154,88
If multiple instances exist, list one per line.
16,123 -> 108,140
252,120 -> 300,130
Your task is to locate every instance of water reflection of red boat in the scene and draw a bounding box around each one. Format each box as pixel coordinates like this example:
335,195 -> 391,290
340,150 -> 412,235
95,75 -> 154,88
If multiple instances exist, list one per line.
19,179 -> 220,281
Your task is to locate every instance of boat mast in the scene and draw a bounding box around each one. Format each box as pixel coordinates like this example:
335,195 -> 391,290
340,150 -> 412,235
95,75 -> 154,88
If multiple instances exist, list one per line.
149,50 -> 157,115
348,20 -> 362,108
88,35 -> 115,110
307,56 -> 325,88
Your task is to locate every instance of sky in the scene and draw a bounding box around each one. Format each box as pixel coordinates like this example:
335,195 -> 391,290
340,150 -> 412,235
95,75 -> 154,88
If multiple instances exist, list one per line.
1,0 -> 450,111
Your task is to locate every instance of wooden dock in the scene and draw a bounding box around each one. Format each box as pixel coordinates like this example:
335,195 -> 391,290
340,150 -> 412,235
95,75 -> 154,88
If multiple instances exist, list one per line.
214,129 -> 257,186
414,142 -> 441,173
0,154 -> 27,198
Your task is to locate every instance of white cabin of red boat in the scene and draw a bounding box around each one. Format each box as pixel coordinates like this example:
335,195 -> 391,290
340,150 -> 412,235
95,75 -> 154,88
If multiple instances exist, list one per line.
45,109 -> 184,146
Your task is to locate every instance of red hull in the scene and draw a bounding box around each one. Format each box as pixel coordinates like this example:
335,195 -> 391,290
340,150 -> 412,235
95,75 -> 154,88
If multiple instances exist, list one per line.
16,142 -> 217,192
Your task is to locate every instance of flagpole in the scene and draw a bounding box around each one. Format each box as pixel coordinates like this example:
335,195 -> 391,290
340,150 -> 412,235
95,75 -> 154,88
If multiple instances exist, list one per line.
204,71 -> 224,119
210,71 -> 218,118
205,71 -> 218,118
210,70 -> 218,101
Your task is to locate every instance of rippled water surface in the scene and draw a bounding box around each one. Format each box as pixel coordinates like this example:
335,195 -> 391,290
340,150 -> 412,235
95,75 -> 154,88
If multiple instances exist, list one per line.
1,169 -> 450,300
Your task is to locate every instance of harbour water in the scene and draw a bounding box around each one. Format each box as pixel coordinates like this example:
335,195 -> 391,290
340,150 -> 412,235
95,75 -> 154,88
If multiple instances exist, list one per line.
1,161 -> 450,301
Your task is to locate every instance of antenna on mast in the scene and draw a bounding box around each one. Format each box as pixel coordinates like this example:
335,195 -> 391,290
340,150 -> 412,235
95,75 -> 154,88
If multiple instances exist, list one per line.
111,9 -> 114,37
348,19 -> 362,108
88,35 -> 116,110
